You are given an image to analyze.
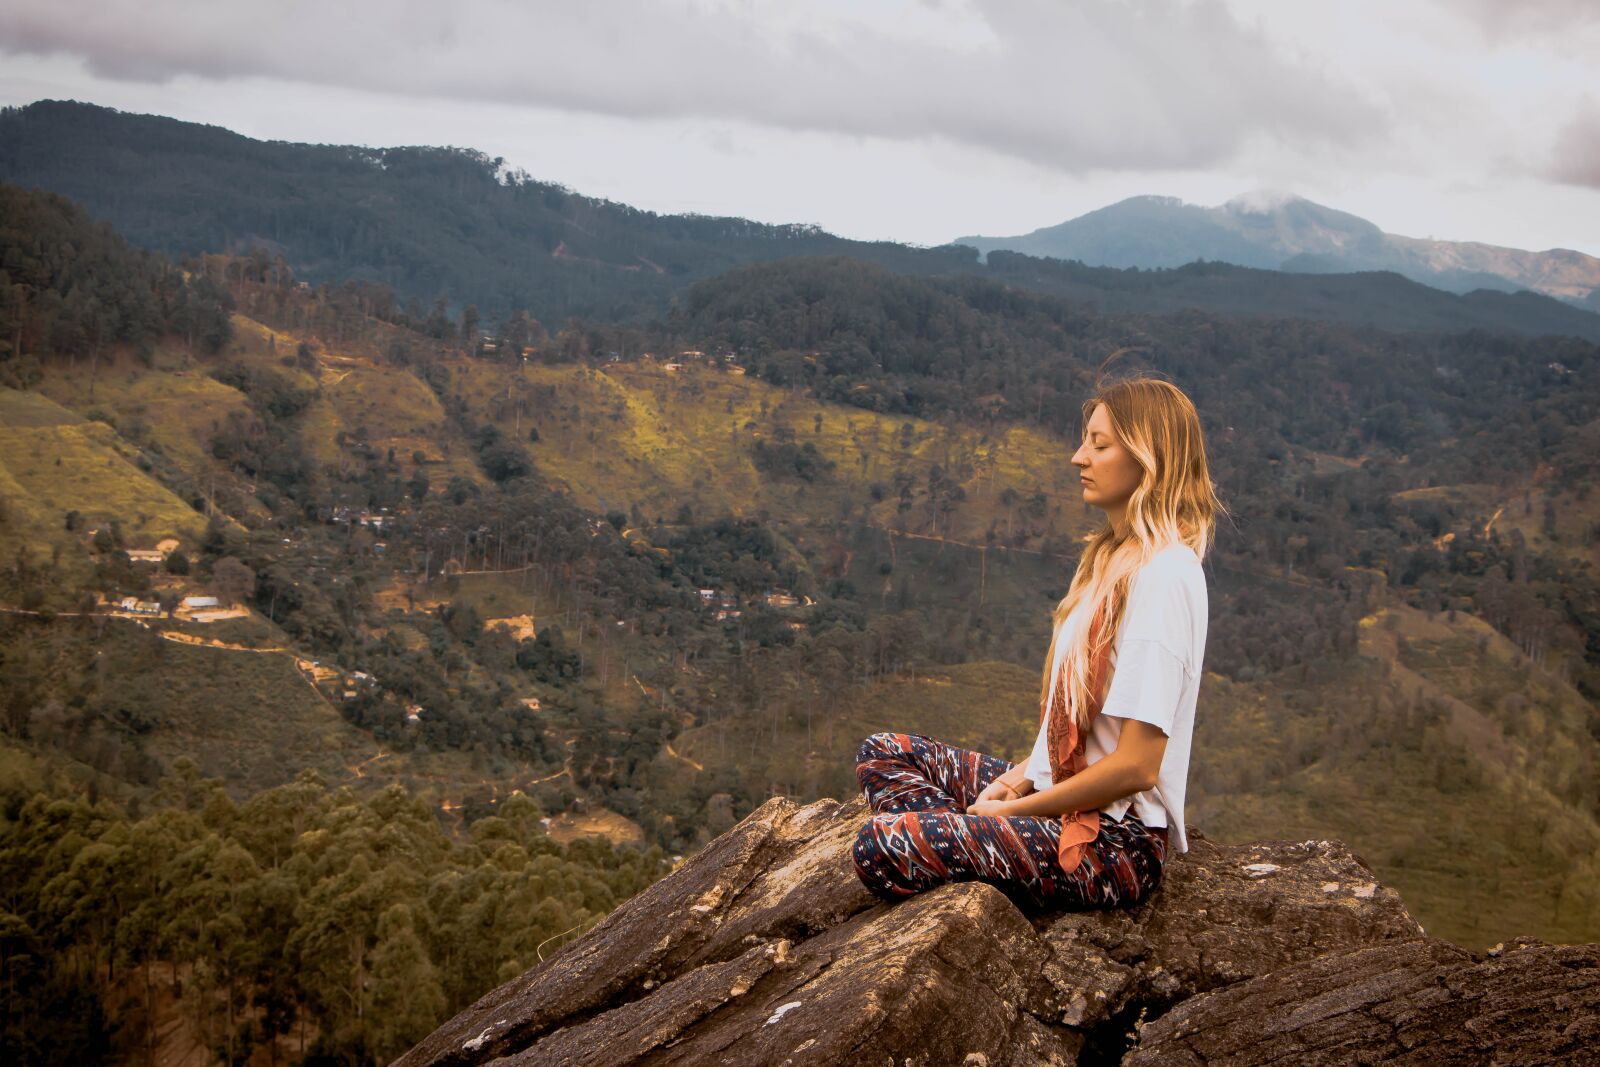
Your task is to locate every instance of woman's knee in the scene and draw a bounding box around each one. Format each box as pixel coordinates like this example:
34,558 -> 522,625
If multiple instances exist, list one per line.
852,815 -> 888,863
856,731 -> 902,765
852,818 -> 887,877
852,817 -> 915,898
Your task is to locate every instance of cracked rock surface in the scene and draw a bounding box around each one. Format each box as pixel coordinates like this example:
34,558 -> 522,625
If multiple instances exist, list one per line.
1126,936 -> 1600,1065
399,797 -> 1599,1066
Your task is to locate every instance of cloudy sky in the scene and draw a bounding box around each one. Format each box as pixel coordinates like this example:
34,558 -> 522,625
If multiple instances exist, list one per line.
2,0 -> 1598,254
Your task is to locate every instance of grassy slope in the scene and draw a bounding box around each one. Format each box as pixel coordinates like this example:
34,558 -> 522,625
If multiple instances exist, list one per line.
452,360 -> 1090,545
34,346 -> 251,473
0,386 -> 209,558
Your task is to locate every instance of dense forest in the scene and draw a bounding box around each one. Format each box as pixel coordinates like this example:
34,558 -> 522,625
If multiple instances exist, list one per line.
0,184 -> 236,381
1,761 -> 664,1064
2,176 -> 1600,1064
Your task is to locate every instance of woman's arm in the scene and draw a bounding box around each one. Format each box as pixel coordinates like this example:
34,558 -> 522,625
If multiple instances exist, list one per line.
970,720 -> 1167,818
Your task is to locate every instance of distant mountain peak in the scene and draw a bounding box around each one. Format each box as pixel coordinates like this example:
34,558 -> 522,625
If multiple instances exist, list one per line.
956,191 -> 1600,309
1224,188 -> 1306,214
1127,193 -> 1188,207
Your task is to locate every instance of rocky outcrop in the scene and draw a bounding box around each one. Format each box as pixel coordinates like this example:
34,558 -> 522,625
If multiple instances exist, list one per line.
400,796 -> 1600,1066
1127,936 -> 1600,1065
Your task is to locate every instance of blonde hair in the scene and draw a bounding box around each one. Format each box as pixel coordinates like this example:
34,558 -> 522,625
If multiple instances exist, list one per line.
1040,376 -> 1225,729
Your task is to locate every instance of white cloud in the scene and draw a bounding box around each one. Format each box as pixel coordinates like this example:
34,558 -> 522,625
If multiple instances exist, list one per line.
1550,98 -> 1600,190
0,1 -> 1597,256
1433,0 -> 1600,42
0,0 -> 1386,174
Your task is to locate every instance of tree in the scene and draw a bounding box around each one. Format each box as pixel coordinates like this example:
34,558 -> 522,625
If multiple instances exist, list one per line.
368,904 -> 446,1062
212,557 -> 256,607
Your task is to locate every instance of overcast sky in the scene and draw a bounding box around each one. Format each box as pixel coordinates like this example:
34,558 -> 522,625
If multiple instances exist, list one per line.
2,0 -> 1598,255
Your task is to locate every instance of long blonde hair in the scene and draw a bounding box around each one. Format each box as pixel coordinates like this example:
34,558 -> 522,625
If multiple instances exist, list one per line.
1040,376 -> 1225,729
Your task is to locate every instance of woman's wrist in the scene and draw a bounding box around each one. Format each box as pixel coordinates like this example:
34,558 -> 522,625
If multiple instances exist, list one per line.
1003,767 -> 1034,794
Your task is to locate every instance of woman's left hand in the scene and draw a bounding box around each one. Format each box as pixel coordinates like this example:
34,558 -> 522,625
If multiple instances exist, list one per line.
965,798 -> 1012,817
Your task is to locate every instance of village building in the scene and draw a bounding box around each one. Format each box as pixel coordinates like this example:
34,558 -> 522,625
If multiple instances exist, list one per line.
183,595 -> 221,610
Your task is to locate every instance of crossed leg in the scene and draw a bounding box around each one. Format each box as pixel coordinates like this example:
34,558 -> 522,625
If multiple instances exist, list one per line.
850,731 -> 1168,910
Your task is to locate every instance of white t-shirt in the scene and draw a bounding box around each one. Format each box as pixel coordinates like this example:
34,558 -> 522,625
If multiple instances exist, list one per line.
1022,541 -> 1208,854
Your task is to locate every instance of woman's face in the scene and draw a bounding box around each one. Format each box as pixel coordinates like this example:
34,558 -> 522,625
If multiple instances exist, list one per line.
1072,403 -> 1143,515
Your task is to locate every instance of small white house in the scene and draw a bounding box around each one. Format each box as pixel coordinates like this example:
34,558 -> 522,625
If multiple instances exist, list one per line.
183,595 -> 220,610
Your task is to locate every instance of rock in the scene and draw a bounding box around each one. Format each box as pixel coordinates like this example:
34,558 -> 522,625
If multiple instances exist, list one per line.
399,798 -> 1595,1066
1126,936 -> 1600,1065
1031,828 -> 1423,1058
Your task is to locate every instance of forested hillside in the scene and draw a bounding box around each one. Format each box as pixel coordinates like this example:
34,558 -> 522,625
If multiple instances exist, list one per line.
3,182 -> 1600,1063
5,101 -> 1600,342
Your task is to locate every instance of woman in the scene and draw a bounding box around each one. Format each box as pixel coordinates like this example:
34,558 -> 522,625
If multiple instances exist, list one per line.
851,377 -> 1222,910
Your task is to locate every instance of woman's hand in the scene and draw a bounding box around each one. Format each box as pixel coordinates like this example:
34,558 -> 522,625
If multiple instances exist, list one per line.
965,798 -> 1013,817
969,776 -> 1021,816
975,778 -> 1019,806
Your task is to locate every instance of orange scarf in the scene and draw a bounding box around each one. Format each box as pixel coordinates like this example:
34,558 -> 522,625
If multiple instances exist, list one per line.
1040,598 -> 1116,874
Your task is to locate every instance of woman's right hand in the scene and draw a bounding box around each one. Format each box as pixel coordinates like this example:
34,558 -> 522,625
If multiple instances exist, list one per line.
975,778 -> 1020,805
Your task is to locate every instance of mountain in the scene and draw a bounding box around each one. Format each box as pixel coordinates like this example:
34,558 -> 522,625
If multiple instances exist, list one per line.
955,191 -> 1600,310
5,102 -> 1600,343
0,99 -> 977,326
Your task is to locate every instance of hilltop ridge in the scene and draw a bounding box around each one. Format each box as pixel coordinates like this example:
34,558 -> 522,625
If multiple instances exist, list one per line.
5,103 -> 1600,339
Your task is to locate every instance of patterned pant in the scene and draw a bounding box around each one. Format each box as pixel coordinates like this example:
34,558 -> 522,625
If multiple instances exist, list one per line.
851,731 -> 1169,910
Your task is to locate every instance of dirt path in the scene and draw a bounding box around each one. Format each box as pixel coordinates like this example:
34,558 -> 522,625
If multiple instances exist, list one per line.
159,630 -> 283,653
663,740 -> 704,771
